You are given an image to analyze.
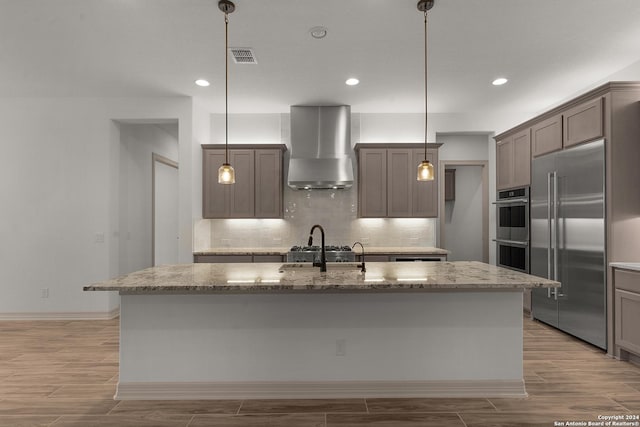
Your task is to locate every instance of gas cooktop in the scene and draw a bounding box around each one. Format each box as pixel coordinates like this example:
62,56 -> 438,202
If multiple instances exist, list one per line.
286,245 -> 355,263
289,245 -> 352,252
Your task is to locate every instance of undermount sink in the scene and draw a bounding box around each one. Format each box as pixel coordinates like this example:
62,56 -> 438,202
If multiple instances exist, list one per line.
279,262 -> 361,272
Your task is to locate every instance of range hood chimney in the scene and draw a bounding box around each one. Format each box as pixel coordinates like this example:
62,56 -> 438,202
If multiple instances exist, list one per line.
287,105 -> 354,189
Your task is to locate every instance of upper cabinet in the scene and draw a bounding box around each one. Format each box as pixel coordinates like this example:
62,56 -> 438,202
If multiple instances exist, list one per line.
356,143 -> 440,218
563,97 -> 604,148
496,129 -> 531,190
496,95 -> 606,191
202,144 -> 286,219
531,114 -> 562,157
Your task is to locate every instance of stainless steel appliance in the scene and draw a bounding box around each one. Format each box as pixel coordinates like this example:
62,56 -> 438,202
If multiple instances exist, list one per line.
494,187 -> 530,273
287,245 -> 355,263
287,105 -> 354,190
530,139 -> 606,349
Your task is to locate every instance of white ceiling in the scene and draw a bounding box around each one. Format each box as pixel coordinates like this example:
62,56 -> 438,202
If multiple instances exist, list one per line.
2,0 -> 640,115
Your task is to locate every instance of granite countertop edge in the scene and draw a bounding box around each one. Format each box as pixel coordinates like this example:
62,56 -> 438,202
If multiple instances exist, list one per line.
84,261 -> 559,294
609,262 -> 640,272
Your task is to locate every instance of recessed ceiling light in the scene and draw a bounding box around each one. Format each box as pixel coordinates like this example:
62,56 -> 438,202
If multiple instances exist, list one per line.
492,77 -> 508,86
345,78 -> 359,86
195,79 -> 210,87
309,26 -> 328,39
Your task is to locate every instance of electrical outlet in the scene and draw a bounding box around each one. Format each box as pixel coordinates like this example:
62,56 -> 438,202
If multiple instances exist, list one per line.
41,288 -> 49,298
336,339 -> 346,356
360,237 -> 370,244
94,232 -> 105,243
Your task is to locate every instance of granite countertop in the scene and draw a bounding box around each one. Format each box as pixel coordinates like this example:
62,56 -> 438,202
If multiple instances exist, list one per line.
193,247 -> 449,256
193,248 -> 289,256
84,261 -> 558,294
610,262 -> 640,272
364,247 -> 448,255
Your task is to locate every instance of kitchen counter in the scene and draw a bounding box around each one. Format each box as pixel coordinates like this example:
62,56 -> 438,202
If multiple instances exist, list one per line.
192,246 -> 448,257
86,262 -> 557,400
193,247 -> 289,256
610,262 -> 640,272
85,261 -> 555,294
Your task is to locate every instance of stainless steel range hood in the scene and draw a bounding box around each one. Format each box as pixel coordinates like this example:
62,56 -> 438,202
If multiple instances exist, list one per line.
287,105 -> 354,189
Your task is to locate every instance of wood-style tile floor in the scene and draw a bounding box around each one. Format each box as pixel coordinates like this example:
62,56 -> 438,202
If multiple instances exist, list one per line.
1,316 -> 639,426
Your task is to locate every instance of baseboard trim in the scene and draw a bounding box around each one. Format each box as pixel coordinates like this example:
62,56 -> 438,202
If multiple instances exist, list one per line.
0,307 -> 120,320
115,379 -> 527,400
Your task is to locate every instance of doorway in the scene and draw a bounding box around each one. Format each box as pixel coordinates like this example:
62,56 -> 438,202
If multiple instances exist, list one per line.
438,161 -> 488,262
152,153 -> 179,266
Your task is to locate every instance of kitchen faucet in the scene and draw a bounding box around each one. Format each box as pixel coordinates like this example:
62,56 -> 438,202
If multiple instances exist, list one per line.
307,224 -> 326,272
352,242 -> 366,273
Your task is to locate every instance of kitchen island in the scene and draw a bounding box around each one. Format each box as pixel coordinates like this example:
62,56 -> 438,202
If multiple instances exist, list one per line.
85,261 -> 558,400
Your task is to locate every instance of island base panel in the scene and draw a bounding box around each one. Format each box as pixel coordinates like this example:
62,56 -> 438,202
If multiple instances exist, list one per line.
117,292 -> 525,399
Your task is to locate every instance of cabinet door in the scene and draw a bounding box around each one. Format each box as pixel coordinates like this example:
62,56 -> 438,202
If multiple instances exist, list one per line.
228,150 -> 255,218
512,129 -> 531,187
614,269 -> 640,356
563,97 -> 603,148
387,149 -> 413,217
194,255 -> 252,263
412,148 -> 438,217
616,290 -> 640,355
255,149 -> 282,218
532,114 -> 562,157
202,149 -> 229,218
496,137 -> 513,190
253,255 -> 284,263
444,169 -> 455,201
358,149 -> 387,217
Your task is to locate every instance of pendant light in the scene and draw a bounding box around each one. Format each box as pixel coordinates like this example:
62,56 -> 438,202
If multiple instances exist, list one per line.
416,0 -> 435,181
217,0 -> 235,184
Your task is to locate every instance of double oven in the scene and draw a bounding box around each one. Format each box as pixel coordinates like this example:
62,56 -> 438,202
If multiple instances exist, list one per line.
494,187 -> 529,273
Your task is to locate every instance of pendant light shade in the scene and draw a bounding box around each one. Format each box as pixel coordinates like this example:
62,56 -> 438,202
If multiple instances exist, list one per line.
217,0 -> 235,185
417,160 -> 434,181
218,163 -> 235,184
416,0 -> 435,182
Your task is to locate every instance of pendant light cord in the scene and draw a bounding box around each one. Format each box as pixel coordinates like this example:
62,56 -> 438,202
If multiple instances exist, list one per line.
424,10 -> 428,161
225,12 -> 229,164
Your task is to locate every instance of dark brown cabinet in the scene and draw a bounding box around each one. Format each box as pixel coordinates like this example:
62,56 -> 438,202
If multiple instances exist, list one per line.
202,144 -> 285,219
356,143 -> 440,218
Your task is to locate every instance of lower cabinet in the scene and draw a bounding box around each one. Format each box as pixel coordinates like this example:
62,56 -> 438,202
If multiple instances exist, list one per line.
194,254 -> 284,263
194,255 -> 252,263
614,268 -> 640,356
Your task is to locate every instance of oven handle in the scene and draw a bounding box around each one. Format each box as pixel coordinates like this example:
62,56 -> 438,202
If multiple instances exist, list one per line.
493,239 -> 528,247
492,198 -> 529,205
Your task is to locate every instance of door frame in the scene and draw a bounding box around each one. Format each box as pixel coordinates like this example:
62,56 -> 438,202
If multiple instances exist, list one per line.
438,160 -> 489,263
152,153 -> 179,266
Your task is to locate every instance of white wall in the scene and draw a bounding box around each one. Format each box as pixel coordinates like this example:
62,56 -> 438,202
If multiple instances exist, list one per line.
0,97 -> 193,316
436,134 -> 495,264
444,166 -> 484,261
118,123 -> 179,275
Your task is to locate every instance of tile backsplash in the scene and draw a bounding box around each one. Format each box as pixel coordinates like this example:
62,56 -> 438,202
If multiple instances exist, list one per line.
195,188 -> 436,250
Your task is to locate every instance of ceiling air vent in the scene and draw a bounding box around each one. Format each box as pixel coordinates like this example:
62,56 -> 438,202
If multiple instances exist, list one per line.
229,48 -> 257,64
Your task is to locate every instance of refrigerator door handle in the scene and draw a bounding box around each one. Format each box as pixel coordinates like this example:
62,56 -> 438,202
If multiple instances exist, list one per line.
547,172 -> 553,298
553,171 -> 560,300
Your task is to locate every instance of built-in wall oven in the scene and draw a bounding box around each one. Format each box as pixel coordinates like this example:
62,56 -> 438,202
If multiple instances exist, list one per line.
494,187 -> 529,273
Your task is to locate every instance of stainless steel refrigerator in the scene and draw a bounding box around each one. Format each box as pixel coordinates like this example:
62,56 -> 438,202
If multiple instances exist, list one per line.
530,139 -> 606,350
